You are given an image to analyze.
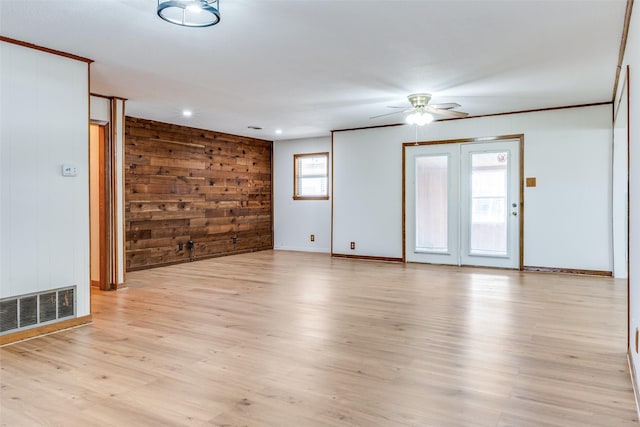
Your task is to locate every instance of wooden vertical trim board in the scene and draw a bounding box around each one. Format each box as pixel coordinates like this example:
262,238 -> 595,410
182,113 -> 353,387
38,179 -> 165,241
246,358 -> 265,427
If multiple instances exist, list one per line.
111,100 -> 119,289
0,315 -> 93,346
110,101 -> 118,286
120,99 -> 127,286
330,131 -> 335,255
401,144 -> 407,262
87,63 -> 93,300
519,135 -> 525,270
627,65 -> 631,348
271,143 -> 274,248
118,98 -> 126,289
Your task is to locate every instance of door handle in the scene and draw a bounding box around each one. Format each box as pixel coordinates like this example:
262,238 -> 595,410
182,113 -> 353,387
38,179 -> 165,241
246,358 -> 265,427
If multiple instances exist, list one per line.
512,211 -> 518,216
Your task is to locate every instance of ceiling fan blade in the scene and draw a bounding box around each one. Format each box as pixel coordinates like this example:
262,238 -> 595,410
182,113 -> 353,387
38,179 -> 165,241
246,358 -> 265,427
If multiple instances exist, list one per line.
428,102 -> 461,110
425,106 -> 468,118
369,108 -> 413,119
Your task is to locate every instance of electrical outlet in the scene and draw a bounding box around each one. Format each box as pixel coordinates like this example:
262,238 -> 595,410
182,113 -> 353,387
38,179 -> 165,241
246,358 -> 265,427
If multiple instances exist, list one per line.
350,241 -> 355,250
232,237 -> 238,244
178,242 -> 184,251
310,234 -> 315,242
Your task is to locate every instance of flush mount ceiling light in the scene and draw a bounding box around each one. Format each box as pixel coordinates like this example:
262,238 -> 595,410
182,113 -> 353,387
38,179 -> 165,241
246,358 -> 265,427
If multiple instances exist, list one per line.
157,0 -> 220,27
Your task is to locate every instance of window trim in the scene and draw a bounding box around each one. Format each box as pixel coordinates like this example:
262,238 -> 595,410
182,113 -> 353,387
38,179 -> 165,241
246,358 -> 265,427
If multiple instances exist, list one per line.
293,152 -> 330,200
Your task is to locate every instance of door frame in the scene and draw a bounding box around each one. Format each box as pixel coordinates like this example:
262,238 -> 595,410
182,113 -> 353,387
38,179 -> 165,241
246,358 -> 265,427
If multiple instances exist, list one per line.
90,123 -> 108,289
90,120 -> 118,290
402,134 -> 525,270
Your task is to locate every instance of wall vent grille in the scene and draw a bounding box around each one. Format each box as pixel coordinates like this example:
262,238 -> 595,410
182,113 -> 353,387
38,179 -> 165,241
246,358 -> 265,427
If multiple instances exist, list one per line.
0,287 -> 76,335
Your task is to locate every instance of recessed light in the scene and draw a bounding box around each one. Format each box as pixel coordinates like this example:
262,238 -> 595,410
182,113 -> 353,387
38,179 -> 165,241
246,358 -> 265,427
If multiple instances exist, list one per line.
182,110 -> 192,117
275,129 -> 283,135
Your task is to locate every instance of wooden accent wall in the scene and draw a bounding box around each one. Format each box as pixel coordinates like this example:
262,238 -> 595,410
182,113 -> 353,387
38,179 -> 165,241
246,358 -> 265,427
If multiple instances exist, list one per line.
125,117 -> 272,270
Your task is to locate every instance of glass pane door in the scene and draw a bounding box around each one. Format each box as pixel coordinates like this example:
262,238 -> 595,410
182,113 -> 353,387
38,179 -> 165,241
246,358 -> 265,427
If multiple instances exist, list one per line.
405,139 -> 520,269
405,144 -> 459,265
460,140 -> 520,268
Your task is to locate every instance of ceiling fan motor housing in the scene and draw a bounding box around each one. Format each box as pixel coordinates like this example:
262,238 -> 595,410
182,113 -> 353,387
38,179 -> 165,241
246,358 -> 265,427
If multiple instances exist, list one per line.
408,93 -> 432,109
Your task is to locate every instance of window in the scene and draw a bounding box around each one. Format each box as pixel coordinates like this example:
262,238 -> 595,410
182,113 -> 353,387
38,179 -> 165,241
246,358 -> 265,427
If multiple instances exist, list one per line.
294,152 -> 329,200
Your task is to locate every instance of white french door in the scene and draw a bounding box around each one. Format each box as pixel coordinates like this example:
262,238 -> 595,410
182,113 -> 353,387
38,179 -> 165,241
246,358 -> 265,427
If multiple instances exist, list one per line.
405,139 -> 521,269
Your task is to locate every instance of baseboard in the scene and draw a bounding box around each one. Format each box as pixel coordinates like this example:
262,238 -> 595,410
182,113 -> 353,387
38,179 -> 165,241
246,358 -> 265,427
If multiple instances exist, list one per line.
523,266 -> 613,276
273,246 -> 331,254
628,350 -> 640,422
127,246 -> 273,272
332,253 -> 403,263
0,314 -> 92,346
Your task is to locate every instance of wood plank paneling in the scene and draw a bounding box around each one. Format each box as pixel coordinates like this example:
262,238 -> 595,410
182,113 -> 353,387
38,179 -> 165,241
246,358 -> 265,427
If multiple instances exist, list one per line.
125,117 -> 273,270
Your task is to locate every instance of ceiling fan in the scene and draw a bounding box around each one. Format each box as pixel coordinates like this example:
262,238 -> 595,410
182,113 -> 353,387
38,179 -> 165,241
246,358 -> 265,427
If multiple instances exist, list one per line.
370,93 -> 468,125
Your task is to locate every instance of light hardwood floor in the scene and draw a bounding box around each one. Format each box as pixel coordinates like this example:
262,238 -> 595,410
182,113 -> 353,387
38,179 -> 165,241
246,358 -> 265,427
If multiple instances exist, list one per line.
0,250 -> 637,426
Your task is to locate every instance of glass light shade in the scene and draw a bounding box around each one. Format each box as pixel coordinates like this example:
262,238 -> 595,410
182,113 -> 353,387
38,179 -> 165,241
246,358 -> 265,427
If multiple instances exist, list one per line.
406,112 -> 434,126
157,0 -> 220,27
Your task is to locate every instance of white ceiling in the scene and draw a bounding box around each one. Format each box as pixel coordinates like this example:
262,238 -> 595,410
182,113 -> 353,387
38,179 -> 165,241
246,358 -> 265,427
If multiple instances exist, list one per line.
0,0 -> 628,141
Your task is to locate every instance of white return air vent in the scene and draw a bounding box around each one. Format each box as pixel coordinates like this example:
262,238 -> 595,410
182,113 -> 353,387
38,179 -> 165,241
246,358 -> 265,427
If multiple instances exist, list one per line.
0,287 -> 76,335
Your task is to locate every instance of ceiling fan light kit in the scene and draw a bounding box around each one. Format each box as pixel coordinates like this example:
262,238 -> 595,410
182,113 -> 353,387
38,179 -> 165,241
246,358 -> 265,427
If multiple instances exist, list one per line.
369,92 -> 468,125
157,0 -> 220,27
406,112 -> 434,126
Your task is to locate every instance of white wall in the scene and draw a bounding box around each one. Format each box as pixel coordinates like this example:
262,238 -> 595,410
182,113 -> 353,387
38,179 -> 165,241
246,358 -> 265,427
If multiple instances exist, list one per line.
274,137 -> 331,253
620,0 -> 640,398
90,96 -> 110,122
0,41 -> 90,317
332,104 -> 613,271
333,127 -> 405,258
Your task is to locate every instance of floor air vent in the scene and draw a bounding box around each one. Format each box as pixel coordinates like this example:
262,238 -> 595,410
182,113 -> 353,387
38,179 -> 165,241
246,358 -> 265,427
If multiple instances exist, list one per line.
0,287 -> 75,335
